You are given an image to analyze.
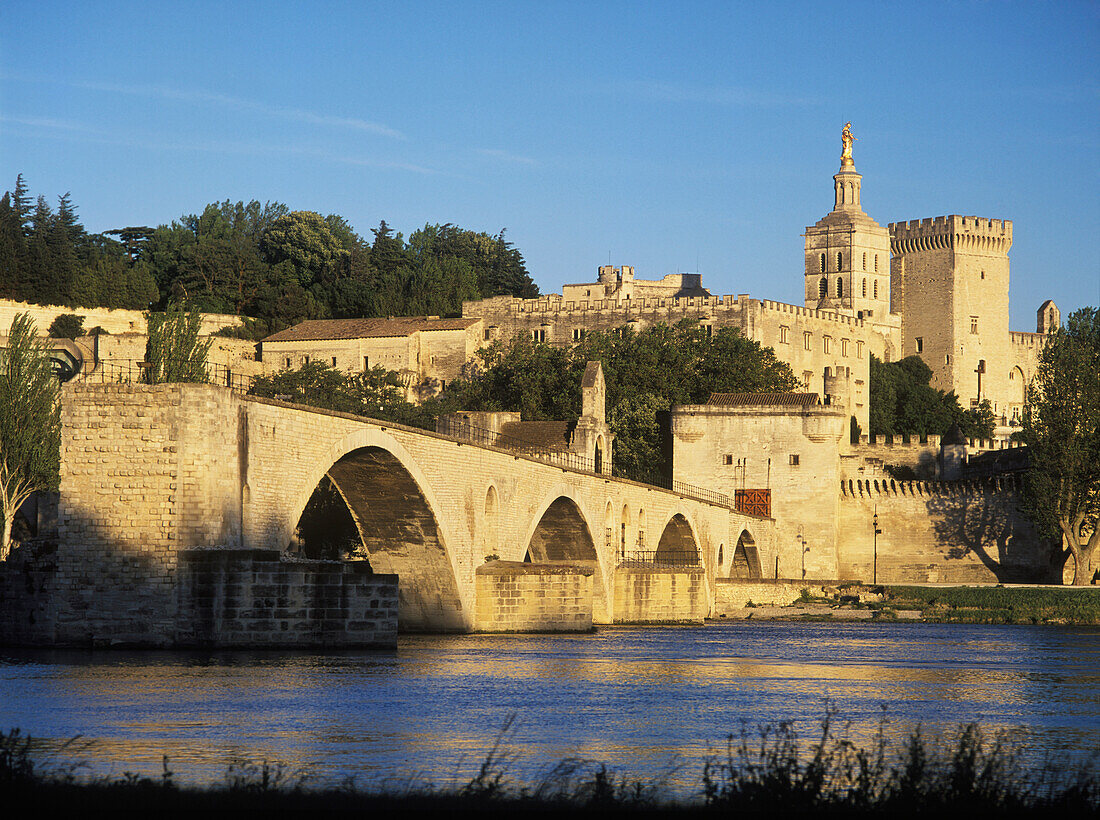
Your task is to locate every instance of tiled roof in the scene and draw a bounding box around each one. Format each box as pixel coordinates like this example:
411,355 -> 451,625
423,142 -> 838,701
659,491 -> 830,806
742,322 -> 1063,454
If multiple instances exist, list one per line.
706,392 -> 820,407
263,316 -> 479,343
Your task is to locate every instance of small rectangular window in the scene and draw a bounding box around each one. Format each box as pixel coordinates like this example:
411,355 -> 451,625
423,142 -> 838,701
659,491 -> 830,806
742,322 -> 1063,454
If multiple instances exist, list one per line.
856,341 -> 864,359
915,337 -> 923,353
946,354 -> 951,365
804,331 -> 812,351
724,454 -> 733,465
364,356 -> 369,371
484,328 -> 491,340
841,338 -> 849,357
823,336 -> 832,354
970,316 -> 979,334
285,357 -> 291,369
789,454 -> 800,466
332,356 -> 338,367
802,370 -> 813,390
779,325 -> 789,344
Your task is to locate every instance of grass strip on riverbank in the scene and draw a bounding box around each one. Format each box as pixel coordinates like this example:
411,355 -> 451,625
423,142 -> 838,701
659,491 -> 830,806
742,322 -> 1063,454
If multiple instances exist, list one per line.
881,585 -> 1100,625
2,713 -> 1097,818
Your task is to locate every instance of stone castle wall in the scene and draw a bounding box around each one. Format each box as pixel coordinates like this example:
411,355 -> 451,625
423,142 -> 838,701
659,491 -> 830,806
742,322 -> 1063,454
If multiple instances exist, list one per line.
837,475 -> 1052,584
0,297 -> 241,336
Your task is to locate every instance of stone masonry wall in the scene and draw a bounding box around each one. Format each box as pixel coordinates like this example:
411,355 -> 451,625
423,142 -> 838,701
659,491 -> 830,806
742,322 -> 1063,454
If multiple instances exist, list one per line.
176,550 -> 397,648
837,476 -> 1052,584
474,561 -> 593,632
55,383 -> 243,645
613,566 -> 708,622
0,298 -> 241,336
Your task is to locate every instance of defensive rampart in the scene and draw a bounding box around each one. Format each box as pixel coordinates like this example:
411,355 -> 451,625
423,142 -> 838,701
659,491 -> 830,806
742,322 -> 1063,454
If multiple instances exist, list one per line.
837,475 -> 1052,583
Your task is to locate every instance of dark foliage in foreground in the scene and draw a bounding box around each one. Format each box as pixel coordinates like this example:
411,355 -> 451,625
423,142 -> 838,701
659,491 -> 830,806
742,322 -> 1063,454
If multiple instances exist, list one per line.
1,712 -> 1097,818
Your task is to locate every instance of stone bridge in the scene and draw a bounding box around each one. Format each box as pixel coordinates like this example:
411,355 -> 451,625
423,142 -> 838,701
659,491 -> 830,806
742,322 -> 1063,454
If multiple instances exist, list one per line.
54,383 -> 776,641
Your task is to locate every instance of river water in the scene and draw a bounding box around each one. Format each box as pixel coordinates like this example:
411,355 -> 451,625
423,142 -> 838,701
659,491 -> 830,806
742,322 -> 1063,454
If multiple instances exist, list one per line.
2,622 -> 1098,793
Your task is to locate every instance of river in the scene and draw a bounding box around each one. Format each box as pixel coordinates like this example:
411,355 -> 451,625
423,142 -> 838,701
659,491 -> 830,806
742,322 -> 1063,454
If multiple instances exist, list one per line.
2,622 -> 1098,793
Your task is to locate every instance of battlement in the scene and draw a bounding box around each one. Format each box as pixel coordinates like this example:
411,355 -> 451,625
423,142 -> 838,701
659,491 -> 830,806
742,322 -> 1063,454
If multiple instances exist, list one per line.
1010,330 -> 1044,348
889,215 -> 1012,255
840,473 -> 1022,500
465,293 -> 746,317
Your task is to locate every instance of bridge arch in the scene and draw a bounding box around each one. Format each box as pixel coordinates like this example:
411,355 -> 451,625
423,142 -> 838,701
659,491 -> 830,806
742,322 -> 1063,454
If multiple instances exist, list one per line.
287,427 -> 465,632
655,513 -> 701,565
730,529 -> 763,579
482,485 -> 500,560
523,490 -> 607,621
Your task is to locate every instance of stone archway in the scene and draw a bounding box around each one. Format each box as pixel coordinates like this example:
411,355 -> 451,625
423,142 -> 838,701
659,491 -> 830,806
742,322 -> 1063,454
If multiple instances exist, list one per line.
305,445 -> 464,632
525,495 -> 605,621
654,513 -> 701,565
730,530 -> 763,579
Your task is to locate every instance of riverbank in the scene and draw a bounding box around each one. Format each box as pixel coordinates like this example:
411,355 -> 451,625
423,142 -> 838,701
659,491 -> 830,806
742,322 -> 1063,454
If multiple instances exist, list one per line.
712,583 -> 1100,625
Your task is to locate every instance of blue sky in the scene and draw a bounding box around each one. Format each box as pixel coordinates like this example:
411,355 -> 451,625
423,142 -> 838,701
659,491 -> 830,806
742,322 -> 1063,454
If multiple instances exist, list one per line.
2,1 -> 1097,328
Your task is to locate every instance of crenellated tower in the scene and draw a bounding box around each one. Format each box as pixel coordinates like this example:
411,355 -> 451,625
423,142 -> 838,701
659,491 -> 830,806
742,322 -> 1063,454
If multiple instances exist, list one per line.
803,124 -> 892,322
889,215 -> 1013,413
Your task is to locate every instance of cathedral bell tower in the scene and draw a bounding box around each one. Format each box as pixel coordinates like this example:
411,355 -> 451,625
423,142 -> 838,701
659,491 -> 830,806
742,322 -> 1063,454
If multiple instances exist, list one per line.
803,123 -> 891,320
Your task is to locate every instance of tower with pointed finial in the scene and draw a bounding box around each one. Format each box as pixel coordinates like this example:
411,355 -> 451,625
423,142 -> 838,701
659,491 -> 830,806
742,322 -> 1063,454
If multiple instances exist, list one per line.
803,123 -> 892,322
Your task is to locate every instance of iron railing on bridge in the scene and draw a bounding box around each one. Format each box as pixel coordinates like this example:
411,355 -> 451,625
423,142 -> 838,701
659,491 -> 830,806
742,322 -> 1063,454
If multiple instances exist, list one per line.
84,358 -> 257,393
79,359 -> 733,509
620,549 -> 702,568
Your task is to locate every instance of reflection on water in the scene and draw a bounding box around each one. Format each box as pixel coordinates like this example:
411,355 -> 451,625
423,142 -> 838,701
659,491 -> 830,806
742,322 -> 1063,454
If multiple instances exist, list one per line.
1,622 -> 1098,791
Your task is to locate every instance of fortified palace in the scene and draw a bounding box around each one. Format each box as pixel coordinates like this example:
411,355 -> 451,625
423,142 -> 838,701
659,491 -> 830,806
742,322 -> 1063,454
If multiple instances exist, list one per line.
462,125 -> 1056,435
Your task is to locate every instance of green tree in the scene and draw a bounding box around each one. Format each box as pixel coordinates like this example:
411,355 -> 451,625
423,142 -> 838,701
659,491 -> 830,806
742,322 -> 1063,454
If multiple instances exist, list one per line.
144,302 -> 211,384
1019,307 -> 1100,585
0,314 -> 61,558
248,361 -> 435,429
443,321 -> 797,481
259,210 -> 346,286
869,354 -> 992,439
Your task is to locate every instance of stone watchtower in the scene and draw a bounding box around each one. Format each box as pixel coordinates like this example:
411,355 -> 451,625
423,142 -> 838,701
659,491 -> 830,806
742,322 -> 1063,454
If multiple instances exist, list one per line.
803,124 -> 892,321
889,215 -> 1012,413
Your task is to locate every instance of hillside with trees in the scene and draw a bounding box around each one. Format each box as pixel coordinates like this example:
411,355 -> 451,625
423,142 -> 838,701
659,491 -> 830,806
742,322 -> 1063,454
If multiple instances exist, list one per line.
0,176 -> 539,334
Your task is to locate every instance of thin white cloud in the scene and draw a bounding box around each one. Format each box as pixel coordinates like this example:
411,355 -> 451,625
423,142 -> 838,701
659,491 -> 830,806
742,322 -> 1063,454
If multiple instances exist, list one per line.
0,115 -> 101,132
74,80 -> 405,139
0,115 -> 434,173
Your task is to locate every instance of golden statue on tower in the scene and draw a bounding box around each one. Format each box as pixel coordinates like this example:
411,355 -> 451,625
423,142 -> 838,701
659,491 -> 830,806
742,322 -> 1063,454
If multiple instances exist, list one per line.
841,122 -> 857,167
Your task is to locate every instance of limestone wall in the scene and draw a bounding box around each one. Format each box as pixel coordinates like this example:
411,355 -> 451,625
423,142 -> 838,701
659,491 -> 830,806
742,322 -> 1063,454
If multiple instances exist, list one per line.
474,561 -> 593,632
612,566 -> 708,622
0,298 -> 241,336
671,403 -> 845,580
55,383 -> 244,645
176,550 -> 397,648
837,476 -> 1052,584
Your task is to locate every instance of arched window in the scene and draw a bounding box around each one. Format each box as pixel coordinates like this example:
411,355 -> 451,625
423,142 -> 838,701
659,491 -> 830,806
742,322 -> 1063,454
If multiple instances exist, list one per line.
837,252 -> 843,271
836,277 -> 843,298
820,253 -> 826,273
862,278 -> 867,297
818,277 -> 827,299
873,280 -> 879,299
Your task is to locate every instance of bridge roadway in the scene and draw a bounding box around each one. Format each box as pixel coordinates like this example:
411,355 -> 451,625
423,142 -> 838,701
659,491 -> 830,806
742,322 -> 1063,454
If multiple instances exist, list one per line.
58,384 -> 775,632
